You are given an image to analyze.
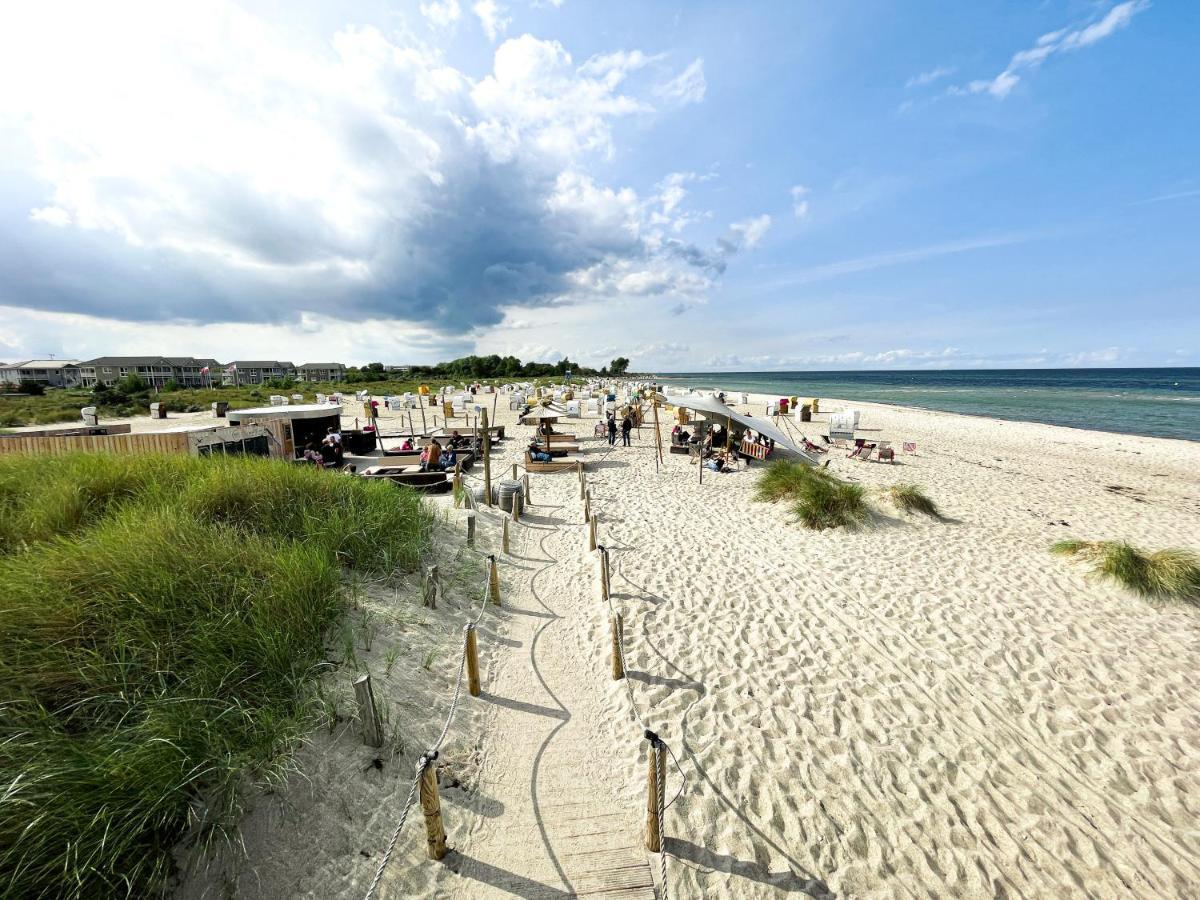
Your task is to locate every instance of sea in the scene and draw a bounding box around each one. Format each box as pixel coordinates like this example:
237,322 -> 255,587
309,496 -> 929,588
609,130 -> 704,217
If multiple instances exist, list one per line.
654,368 -> 1200,442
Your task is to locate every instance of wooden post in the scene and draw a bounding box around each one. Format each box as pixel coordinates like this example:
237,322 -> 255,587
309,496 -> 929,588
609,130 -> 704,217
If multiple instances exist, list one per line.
481,408 -> 492,507
419,402 -> 427,436
588,513 -> 598,551
422,565 -> 439,609
420,759 -> 448,860
466,510 -> 476,547
465,623 -> 481,697
353,673 -> 384,748
579,470 -> 586,500
511,493 -> 521,522
652,398 -> 663,464
452,462 -> 462,506
488,555 -> 501,605
502,518 -> 510,554
522,473 -> 531,504
645,737 -> 666,852
577,461 -> 583,484
611,613 -> 624,680
511,462 -> 517,480
598,546 -> 610,601
583,494 -> 590,524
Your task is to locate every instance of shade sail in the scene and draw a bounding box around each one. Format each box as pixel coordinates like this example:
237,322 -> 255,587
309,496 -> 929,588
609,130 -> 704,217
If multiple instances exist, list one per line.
656,393 -> 819,465
520,406 -> 561,422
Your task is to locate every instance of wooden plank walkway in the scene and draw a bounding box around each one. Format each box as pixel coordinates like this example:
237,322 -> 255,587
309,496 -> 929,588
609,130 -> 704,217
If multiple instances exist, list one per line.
438,494 -> 656,899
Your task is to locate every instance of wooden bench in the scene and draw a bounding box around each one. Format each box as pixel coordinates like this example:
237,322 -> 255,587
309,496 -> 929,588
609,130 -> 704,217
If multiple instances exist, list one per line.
524,451 -> 586,473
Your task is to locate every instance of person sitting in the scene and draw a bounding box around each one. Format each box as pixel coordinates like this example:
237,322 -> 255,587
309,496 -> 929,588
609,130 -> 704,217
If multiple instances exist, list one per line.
678,428 -> 691,444
302,442 -> 324,465
425,439 -> 444,470
418,445 -> 431,471
439,447 -> 457,469
399,438 -> 414,451
448,430 -> 468,449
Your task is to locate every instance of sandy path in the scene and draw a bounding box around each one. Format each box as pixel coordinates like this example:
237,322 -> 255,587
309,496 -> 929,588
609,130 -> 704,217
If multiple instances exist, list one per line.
430,449 -> 657,898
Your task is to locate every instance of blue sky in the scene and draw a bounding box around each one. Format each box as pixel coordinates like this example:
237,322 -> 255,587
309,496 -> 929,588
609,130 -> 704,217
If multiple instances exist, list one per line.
0,0 -> 1195,370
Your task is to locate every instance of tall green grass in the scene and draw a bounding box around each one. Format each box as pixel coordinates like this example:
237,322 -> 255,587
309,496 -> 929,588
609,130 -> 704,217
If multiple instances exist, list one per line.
884,483 -> 940,518
0,453 -> 432,897
754,460 -> 869,530
1051,540 -> 1200,603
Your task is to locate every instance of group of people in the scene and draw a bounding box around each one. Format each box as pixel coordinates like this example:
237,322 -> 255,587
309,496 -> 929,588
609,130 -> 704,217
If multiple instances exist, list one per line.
606,412 -> 633,446
418,437 -> 460,472
302,427 -> 344,467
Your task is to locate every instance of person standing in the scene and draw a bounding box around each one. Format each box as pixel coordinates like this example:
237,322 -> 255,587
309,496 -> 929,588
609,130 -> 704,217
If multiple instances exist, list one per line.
620,413 -> 632,446
606,413 -> 617,446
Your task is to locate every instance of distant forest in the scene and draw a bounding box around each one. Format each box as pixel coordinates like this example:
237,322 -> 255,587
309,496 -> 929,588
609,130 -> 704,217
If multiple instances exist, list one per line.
345,355 -> 630,383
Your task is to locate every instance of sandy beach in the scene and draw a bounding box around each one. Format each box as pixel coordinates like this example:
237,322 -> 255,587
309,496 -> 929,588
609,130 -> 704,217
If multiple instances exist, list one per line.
167,389 -> 1200,899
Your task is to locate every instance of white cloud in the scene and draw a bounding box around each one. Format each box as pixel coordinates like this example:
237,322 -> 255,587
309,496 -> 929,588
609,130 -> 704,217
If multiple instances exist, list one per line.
790,184 -> 810,219
729,214 -> 771,250
420,0 -> 462,28
956,0 -> 1148,99
906,65 -> 954,89
654,58 -> 706,106
30,206 -> 71,227
472,0 -> 510,41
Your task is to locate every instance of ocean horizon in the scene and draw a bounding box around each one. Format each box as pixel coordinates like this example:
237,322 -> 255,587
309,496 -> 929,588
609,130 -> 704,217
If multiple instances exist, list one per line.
653,367 -> 1200,442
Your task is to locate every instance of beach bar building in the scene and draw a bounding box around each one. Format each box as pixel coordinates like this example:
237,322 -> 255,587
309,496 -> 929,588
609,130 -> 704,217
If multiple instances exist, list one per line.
227,403 -> 343,457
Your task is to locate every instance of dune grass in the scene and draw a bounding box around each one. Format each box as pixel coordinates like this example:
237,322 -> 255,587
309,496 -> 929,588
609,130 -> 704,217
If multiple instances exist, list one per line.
884,483 -> 940,518
754,460 -> 869,530
1051,540 -> 1200,603
0,453 -> 432,897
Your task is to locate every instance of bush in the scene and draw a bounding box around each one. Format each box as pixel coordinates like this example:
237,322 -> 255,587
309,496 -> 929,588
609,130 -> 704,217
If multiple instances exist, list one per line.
0,454 -> 434,896
885,483 -> 940,517
753,460 -> 868,530
17,379 -> 45,396
1051,540 -> 1200,602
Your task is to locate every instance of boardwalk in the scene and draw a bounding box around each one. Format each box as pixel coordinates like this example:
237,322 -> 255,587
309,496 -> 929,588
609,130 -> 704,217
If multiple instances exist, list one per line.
439,486 -> 657,899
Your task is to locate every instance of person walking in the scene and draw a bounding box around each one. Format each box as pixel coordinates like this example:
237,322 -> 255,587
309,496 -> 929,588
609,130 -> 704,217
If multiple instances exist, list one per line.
606,413 -> 617,446
620,413 -> 632,446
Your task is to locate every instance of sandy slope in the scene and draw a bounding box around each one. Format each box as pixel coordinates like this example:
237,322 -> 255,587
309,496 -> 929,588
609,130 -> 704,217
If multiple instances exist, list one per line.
176,390 -> 1200,898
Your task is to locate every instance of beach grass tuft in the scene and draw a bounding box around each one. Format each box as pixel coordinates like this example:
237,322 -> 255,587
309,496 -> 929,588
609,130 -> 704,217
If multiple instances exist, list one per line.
753,460 -> 868,530
1051,539 -> 1200,602
884,483 -> 940,518
0,453 -> 432,897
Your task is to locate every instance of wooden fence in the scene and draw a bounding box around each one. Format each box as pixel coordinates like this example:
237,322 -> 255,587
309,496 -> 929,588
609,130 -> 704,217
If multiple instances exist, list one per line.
0,432 -> 191,457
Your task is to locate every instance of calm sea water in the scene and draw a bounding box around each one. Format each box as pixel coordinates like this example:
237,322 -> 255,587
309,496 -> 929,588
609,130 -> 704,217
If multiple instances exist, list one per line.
654,369 -> 1200,442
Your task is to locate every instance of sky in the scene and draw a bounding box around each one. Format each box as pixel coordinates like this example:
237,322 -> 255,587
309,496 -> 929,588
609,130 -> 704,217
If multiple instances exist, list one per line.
0,0 -> 1197,372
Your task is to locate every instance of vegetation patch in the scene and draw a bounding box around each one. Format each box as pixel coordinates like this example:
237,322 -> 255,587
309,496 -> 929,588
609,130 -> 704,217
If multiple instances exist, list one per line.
0,453 -> 432,897
1051,540 -> 1200,603
884,483 -> 940,518
754,460 -> 870,530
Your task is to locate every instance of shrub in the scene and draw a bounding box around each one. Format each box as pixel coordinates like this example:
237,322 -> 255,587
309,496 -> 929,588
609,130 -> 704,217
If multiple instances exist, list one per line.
885,483 -> 940,517
1051,540 -> 1200,603
753,460 -> 868,530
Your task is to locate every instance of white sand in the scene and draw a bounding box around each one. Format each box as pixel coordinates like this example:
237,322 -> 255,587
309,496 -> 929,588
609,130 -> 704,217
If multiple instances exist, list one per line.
171,390 -> 1200,898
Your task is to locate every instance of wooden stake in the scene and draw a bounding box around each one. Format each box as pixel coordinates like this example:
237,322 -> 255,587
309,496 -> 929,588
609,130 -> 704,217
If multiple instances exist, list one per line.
588,513 -> 598,552
502,518 -> 510,554
522,473 -> 530,504
645,738 -> 666,853
422,564 -> 439,609
420,760 -> 448,860
511,462 -> 517,480
353,673 -> 383,748
579,471 -> 586,500
598,547 -> 610,601
481,407 -> 492,507
583,495 -> 590,524
652,399 -> 663,464
452,462 -> 462,506
488,555 -> 501,605
465,624 -> 480,697
466,510 -> 476,547
511,493 -> 521,522
611,613 -> 624,680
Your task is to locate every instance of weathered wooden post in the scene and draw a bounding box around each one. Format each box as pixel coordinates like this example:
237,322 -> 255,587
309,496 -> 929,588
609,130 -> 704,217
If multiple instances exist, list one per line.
645,732 -> 666,852
465,623 -> 480,697
353,673 -> 384,748
583,495 -> 590,524
511,493 -> 521,522
588,513 -> 598,551
611,613 -> 624,680
598,545 -> 610,601
452,461 -> 463,506
502,518 -> 511,554
420,755 -> 448,860
466,510 -> 476,547
488,554 -> 501,605
511,462 -> 518,480
422,565 -> 439,609
579,469 -> 586,500
481,407 -> 493,507
522,472 -> 531,504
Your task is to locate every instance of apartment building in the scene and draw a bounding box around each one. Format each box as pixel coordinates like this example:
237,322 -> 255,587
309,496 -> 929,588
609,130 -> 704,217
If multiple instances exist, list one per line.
224,361 -> 297,385
297,362 -> 347,382
0,359 -> 82,388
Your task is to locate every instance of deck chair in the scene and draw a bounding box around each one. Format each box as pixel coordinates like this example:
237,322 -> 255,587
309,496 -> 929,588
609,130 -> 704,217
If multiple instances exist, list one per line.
847,438 -> 866,458
857,443 -> 877,461
878,446 -> 895,463
903,441 -> 917,454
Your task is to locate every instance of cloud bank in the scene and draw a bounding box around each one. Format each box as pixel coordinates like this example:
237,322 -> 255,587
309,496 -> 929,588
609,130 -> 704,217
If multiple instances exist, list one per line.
0,1 -> 742,348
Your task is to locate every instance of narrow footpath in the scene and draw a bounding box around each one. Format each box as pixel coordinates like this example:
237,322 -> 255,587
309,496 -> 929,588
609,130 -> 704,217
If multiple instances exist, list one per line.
436,472 -> 657,898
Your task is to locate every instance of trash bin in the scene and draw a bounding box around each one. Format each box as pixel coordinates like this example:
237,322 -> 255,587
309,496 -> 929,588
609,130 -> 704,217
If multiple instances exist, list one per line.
496,479 -> 523,512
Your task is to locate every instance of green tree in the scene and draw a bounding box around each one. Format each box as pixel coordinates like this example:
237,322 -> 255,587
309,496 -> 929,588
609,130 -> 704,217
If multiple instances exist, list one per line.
609,357 -> 630,375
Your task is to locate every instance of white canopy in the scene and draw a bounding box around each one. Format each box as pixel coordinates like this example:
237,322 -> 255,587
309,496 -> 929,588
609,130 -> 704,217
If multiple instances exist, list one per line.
657,393 -> 819,465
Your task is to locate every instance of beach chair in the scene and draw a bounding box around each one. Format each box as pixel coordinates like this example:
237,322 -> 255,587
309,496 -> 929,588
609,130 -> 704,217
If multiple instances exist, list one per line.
857,443 -> 877,461
524,451 -> 586,473
594,422 -> 607,437
847,439 -> 866,458
903,441 -> 917,454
